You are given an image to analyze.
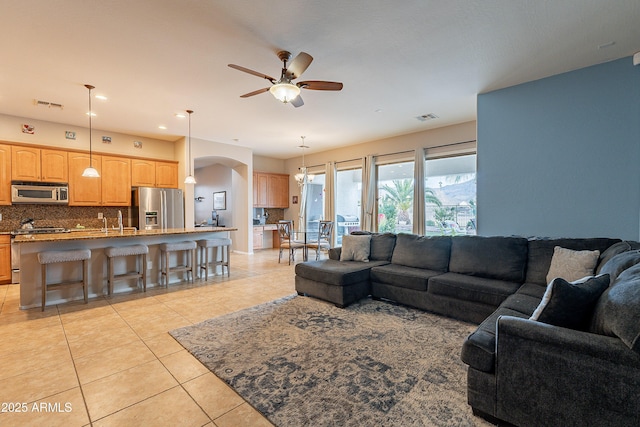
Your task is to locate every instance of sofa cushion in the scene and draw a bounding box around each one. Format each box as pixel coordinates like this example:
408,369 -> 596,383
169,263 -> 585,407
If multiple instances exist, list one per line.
340,234 -> 371,262
545,246 -> 600,283
428,272 -> 522,307
531,275 -> 610,330
370,233 -> 397,261
461,305 -> 534,373
390,234 -> 451,271
596,241 -> 637,274
515,282 -> 547,299
448,236 -> 528,282
591,264 -> 640,354
598,250 -> 640,282
370,264 -> 443,291
525,238 -> 621,285
295,259 -> 388,287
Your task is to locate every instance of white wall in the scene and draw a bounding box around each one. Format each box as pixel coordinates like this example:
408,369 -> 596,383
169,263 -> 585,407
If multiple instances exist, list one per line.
194,164 -> 233,226
0,113 -> 176,159
189,138 -> 254,253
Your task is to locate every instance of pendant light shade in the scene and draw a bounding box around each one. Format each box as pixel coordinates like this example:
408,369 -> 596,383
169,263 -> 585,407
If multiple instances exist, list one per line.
82,84 -> 100,178
184,109 -> 196,184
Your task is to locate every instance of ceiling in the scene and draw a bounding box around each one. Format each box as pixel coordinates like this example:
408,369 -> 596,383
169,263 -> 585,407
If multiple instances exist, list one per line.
1,1 -> 638,160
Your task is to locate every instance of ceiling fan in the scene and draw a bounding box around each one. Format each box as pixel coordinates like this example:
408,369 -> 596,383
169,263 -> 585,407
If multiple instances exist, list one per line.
228,50 -> 343,107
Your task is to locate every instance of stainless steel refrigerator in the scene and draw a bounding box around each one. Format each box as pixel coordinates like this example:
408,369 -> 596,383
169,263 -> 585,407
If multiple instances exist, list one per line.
131,187 -> 185,230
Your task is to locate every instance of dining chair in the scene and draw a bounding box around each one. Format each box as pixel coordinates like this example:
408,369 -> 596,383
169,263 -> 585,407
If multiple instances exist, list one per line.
277,221 -> 305,264
306,220 -> 334,260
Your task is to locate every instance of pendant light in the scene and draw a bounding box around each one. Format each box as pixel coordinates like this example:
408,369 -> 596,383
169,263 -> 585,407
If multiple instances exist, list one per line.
294,136 -> 314,186
184,109 -> 196,184
82,84 -> 100,178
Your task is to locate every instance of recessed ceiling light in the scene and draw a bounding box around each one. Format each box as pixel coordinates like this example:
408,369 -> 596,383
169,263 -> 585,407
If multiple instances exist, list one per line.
375,109 -> 383,113
158,125 -> 167,130
175,113 -> 186,118
95,94 -> 108,100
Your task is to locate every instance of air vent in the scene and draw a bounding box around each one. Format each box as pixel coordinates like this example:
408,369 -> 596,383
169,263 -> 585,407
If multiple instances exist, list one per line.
416,113 -> 438,122
33,99 -> 64,109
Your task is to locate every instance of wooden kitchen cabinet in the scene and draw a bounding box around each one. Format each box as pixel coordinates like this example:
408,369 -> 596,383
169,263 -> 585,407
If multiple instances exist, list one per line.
131,159 -> 156,187
254,173 -> 269,207
155,161 -> 178,188
101,155 -> 131,206
0,235 -> 10,285
253,172 -> 288,208
11,146 -> 67,182
41,149 -> 68,182
0,144 -> 11,205
131,159 -> 178,188
268,174 -> 289,208
253,226 -> 264,250
68,152 -> 102,206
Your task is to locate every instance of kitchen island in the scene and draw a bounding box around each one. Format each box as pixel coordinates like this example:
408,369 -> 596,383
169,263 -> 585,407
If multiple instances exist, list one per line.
14,227 -> 235,310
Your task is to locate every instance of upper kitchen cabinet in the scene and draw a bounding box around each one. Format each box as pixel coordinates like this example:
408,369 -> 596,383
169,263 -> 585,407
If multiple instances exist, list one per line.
132,159 -> 178,188
0,144 -> 11,205
101,155 -> 131,206
268,174 -> 289,208
155,161 -> 178,188
11,146 -> 68,183
68,152 -> 102,206
253,172 -> 289,208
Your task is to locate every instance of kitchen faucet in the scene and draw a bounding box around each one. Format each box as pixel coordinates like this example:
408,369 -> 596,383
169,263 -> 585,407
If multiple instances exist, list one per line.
102,217 -> 108,233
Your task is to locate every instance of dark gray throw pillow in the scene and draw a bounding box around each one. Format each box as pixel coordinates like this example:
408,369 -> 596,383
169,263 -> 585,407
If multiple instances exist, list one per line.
595,264 -> 640,354
598,250 -> 640,283
530,274 -> 610,330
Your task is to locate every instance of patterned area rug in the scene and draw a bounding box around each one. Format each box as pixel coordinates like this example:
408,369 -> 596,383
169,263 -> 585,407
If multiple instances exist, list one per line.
170,295 -> 493,427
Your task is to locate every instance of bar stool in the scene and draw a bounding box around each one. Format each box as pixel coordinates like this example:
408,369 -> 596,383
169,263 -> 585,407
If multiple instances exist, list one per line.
197,238 -> 231,279
159,241 -> 196,285
104,244 -> 148,294
38,249 -> 91,311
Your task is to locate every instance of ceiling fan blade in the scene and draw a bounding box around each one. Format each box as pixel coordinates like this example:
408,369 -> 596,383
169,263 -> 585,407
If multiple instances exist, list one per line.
285,52 -> 313,79
290,95 -> 304,108
228,64 -> 276,83
240,87 -> 270,98
297,81 -> 343,91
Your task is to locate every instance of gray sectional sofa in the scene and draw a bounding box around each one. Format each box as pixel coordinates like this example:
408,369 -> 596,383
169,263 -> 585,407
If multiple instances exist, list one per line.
294,232 -> 640,426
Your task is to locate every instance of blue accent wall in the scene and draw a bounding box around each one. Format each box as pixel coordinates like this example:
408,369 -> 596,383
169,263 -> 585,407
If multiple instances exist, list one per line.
477,57 -> 640,240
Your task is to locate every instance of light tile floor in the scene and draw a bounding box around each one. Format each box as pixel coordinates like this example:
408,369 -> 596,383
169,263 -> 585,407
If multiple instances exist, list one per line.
0,249 -> 301,427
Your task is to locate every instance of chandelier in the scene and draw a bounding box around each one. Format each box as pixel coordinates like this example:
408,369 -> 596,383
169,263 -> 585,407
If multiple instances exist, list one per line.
294,136 -> 314,186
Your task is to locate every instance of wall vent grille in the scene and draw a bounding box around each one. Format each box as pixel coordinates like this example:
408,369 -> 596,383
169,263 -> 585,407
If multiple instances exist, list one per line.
33,99 -> 64,109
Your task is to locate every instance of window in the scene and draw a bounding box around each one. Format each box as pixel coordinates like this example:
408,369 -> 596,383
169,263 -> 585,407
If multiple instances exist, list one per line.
425,153 -> 476,236
377,160 -> 414,233
335,164 -> 362,244
303,173 -> 325,240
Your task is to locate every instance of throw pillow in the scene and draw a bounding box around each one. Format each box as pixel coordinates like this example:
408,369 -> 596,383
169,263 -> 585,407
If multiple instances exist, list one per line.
546,246 -> 600,283
530,274 -> 610,330
591,263 -> 640,354
597,250 -> 640,283
340,234 -> 371,262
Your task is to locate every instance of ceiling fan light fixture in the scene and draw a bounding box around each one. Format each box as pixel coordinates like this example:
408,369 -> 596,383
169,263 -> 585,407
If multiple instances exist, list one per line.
269,83 -> 300,103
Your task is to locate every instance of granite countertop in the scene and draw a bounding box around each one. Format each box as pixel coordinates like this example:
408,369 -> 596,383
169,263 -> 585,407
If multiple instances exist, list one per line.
13,227 -> 236,243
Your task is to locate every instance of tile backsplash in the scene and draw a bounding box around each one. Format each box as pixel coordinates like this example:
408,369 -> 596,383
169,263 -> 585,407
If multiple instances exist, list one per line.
0,205 -> 130,232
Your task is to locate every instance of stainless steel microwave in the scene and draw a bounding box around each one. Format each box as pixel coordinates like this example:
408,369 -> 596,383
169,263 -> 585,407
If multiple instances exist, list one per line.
11,182 -> 69,204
